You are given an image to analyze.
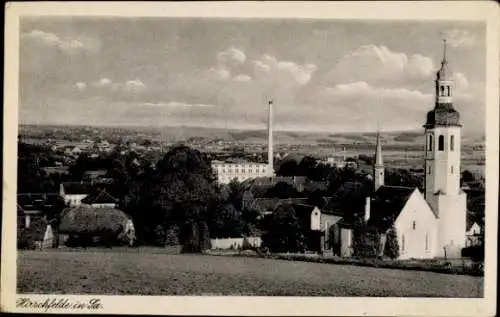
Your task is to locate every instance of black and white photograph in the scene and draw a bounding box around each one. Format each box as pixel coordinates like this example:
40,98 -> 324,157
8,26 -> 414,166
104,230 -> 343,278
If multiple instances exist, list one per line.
2,2 -> 498,316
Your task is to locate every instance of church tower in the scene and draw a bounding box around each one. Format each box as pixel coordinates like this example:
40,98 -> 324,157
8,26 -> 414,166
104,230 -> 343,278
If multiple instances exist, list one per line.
423,40 -> 467,256
373,130 -> 385,191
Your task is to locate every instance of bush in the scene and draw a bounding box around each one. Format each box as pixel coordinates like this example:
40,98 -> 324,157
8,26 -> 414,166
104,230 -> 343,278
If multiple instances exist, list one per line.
165,225 -> 180,246
17,228 -> 36,250
242,237 -> 252,250
461,245 -> 484,262
384,226 -> 400,259
352,220 -> 379,258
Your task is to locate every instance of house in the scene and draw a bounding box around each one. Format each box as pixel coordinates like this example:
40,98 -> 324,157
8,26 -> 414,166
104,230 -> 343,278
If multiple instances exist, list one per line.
17,216 -> 56,249
58,206 -> 135,246
17,193 -> 60,249
17,193 -> 61,228
466,222 -> 482,247
292,204 -> 344,253
59,182 -> 91,207
81,189 -> 118,208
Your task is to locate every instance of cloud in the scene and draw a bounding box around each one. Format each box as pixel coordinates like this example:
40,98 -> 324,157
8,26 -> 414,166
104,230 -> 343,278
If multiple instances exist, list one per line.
252,54 -> 318,88
233,74 -> 252,82
74,82 -> 87,90
208,67 -> 231,81
95,78 -> 112,86
454,72 -> 469,89
21,29 -> 87,54
141,101 -> 214,108
320,81 -> 431,103
443,29 -> 476,47
324,45 -> 435,86
218,47 -> 246,65
125,79 -> 146,92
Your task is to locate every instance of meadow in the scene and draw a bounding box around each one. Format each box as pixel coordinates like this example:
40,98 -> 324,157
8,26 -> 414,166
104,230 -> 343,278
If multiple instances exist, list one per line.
18,250 -> 483,297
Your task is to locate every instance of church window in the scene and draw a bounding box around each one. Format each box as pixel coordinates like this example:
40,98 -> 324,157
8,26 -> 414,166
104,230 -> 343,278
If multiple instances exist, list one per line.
401,235 -> 406,252
428,134 -> 433,151
447,86 -> 451,96
412,221 -> 416,230
450,135 -> 455,151
438,135 -> 444,151
451,166 -> 454,174
440,86 -> 444,96
428,165 -> 431,175
425,233 -> 429,251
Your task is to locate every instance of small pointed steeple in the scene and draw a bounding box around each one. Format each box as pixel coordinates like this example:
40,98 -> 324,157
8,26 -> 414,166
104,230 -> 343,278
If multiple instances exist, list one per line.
373,128 -> 385,191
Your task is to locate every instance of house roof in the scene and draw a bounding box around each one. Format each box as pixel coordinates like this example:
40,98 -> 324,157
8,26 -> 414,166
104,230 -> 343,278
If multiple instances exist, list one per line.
369,185 -> 416,232
17,193 -> 60,212
83,170 -> 108,179
61,182 -> 92,195
81,189 -> 118,205
247,197 -> 309,213
324,181 -> 370,216
58,206 -> 131,234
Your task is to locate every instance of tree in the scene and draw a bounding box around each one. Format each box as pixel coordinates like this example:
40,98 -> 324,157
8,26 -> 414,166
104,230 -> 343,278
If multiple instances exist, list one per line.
265,181 -> 298,199
210,203 -> 245,238
461,170 -> 475,184
261,204 -> 305,253
227,178 -> 245,211
352,218 -> 379,258
276,160 -> 299,176
384,226 -> 400,259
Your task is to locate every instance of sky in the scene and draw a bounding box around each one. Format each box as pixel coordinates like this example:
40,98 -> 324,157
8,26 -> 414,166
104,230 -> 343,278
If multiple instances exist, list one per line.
19,18 -> 486,134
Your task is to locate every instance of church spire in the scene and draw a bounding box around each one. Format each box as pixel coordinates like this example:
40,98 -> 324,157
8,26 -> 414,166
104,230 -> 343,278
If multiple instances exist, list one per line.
373,128 -> 385,191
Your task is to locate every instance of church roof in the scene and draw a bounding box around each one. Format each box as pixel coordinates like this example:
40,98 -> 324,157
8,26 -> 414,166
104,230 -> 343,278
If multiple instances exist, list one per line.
424,103 -> 461,128
324,181 -> 371,216
368,185 -> 416,232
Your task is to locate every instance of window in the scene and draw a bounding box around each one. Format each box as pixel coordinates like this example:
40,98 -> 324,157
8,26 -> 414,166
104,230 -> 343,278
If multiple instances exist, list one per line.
412,221 -> 416,230
428,165 -> 432,175
440,86 -> 444,95
425,233 -> 429,251
438,135 -> 444,151
447,86 -> 451,96
451,166 -> 454,174
450,135 -> 455,151
402,234 -> 406,252
428,134 -> 433,151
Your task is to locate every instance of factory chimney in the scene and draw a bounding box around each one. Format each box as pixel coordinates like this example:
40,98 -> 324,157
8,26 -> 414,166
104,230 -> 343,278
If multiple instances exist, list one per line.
268,99 -> 274,176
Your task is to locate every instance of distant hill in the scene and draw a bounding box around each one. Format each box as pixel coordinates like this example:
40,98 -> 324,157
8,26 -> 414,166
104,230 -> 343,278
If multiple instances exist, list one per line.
18,124 -> 485,148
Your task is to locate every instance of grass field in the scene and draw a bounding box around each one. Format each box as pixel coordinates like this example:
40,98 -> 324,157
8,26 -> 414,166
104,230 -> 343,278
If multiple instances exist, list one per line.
18,250 -> 483,297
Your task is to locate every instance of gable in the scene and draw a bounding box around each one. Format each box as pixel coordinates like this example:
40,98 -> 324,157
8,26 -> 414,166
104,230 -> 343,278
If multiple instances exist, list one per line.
394,189 -> 437,229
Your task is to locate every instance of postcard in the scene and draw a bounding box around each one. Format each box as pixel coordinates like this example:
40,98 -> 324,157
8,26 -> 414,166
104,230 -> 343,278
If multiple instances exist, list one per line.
2,1 -> 498,316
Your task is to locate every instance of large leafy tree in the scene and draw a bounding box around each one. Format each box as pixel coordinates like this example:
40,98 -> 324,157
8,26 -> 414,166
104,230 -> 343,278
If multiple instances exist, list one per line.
125,145 -> 219,250
261,204 -> 305,253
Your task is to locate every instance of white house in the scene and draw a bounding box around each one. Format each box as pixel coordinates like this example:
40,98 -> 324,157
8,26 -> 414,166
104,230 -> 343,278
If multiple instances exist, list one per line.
59,182 -> 91,207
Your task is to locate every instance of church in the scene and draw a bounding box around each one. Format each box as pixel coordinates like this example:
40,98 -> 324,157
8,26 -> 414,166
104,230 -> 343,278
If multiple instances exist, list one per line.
321,41 -> 468,259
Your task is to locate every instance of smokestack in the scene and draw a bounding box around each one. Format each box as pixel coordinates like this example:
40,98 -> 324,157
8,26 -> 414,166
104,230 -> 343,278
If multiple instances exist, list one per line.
268,99 -> 274,176
364,196 -> 371,222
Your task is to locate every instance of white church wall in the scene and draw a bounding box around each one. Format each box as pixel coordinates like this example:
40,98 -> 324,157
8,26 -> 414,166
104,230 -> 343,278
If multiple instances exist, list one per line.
394,190 -> 438,260
435,191 -> 467,257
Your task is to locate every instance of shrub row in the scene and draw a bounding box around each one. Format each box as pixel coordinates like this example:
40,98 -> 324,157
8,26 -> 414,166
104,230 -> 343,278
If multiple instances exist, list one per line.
206,250 -> 484,277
